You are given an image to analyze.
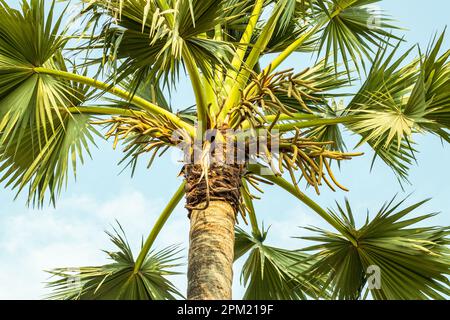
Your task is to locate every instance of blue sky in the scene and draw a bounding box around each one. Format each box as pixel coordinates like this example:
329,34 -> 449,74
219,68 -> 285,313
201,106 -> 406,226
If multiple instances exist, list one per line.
0,0 -> 449,299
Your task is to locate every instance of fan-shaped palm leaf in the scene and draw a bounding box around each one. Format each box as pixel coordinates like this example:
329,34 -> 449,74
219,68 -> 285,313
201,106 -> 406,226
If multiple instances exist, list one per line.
235,226 -> 327,300
415,30 -> 450,141
346,32 -> 449,180
46,223 -> 183,300
317,0 -> 401,74
299,197 -> 450,300
261,0 -> 323,54
82,0 -> 240,89
0,112 -> 98,207
0,1 -> 101,207
0,0 -> 71,144
345,41 -> 418,180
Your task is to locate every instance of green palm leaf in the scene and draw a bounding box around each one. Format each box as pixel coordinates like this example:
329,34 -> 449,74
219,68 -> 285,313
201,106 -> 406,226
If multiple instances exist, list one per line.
299,197 -> 450,300
0,0 -> 71,144
262,0 -> 322,54
0,112 -> 98,207
82,0 -> 238,89
0,1 -> 103,206
317,0 -> 401,74
415,30 -> 450,141
46,223 -> 183,300
346,32 -> 450,180
345,41 -> 418,180
235,227 -> 327,300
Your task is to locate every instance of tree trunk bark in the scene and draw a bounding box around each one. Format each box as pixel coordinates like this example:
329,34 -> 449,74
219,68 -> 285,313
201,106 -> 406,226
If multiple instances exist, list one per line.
183,163 -> 244,300
187,201 -> 236,300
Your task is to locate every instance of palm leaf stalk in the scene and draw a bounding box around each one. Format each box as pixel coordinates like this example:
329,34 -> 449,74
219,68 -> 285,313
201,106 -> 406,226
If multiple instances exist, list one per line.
0,0 -> 449,300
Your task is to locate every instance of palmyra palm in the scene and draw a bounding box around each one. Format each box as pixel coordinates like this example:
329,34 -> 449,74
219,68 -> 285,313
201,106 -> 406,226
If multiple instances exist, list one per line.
0,0 -> 449,300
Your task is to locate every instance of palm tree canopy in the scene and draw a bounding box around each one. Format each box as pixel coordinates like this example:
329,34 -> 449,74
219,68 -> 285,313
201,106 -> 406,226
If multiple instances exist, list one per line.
0,0 -> 448,300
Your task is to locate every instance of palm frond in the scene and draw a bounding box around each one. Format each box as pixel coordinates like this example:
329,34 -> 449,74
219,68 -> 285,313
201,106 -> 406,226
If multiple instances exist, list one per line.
345,41 -> 419,180
317,0 -> 402,75
235,226 -> 328,300
0,0 -> 72,145
0,1 -> 102,207
0,111 -> 98,207
264,23 -> 320,55
81,0 -> 238,90
261,0 -> 323,54
46,223 -> 183,300
415,30 -> 450,141
346,31 -> 450,180
299,197 -> 450,300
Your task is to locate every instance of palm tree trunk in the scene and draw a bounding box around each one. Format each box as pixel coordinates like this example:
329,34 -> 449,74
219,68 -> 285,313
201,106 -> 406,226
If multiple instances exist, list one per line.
187,201 -> 236,300
183,163 -> 244,300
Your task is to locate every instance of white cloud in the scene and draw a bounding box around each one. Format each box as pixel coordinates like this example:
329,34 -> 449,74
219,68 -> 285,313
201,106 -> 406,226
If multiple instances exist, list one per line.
0,189 -> 189,299
0,212 -> 107,299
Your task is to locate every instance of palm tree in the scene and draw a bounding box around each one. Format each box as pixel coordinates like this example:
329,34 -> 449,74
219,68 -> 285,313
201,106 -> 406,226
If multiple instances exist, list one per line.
0,0 -> 449,300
